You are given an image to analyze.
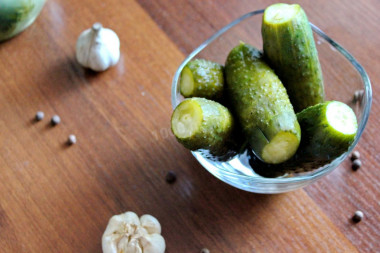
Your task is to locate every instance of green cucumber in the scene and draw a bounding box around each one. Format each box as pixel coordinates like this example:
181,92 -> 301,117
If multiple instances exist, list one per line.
0,1 -> 35,39
225,43 -> 301,164
0,0 -> 46,41
171,97 -> 234,157
296,101 -> 357,162
262,3 -> 325,112
180,59 -> 224,100
250,101 -> 358,177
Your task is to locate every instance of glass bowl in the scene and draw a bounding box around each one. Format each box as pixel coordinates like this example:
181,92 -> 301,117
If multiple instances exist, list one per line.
0,0 -> 46,42
171,10 -> 372,193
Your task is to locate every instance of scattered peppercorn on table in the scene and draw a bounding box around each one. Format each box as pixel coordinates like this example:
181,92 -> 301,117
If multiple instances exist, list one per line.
0,0 -> 378,252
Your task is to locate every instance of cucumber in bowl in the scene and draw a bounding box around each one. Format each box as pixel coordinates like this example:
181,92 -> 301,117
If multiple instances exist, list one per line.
224,43 -> 301,164
171,97 -> 240,160
179,59 -> 224,100
296,101 -> 357,163
262,3 -> 325,112
250,101 -> 358,177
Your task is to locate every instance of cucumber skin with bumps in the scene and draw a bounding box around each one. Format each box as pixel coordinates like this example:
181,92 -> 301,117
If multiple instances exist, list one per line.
180,59 -> 224,100
296,101 -> 357,161
225,43 -> 300,164
171,97 -> 234,157
249,101 -> 358,177
262,3 -> 325,112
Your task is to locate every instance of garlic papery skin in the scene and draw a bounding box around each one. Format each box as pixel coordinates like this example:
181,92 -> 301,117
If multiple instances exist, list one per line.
102,211 -> 166,253
76,23 -> 120,72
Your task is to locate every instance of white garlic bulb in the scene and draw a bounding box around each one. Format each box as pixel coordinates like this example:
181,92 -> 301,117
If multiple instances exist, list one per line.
102,211 -> 166,253
76,23 -> 120,71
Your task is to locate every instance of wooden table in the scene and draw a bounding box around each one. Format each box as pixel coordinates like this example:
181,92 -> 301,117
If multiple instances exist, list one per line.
0,0 -> 379,252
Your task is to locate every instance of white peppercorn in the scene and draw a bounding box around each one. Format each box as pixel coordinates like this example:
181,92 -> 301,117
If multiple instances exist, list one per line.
35,111 -> 44,121
67,135 -> 77,145
51,115 -> 61,126
352,159 -> 362,171
350,151 -> 360,161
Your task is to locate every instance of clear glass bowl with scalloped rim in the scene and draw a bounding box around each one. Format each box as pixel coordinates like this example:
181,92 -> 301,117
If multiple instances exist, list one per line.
171,10 -> 372,193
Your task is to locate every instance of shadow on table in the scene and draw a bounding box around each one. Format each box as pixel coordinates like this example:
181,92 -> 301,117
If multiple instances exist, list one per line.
36,57 -> 104,95
117,134 -> 284,251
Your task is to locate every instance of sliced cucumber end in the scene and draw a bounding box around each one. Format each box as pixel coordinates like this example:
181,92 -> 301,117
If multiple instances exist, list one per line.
264,3 -> 300,25
326,101 -> 358,136
261,131 -> 300,164
171,99 -> 203,139
180,67 -> 195,97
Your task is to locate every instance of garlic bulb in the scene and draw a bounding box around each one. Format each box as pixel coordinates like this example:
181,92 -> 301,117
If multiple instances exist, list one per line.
76,23 -> 120,71
102,211 -> 166,253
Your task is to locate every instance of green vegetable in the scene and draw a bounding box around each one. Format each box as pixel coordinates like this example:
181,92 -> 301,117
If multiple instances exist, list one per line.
262,3 -> 324,112
225,43 -> 300,164
296,101 -> 357,162
0,0 -> 45,41
171,97 -> 234,158
180,59 -> 224,100
250,101 -> 358,177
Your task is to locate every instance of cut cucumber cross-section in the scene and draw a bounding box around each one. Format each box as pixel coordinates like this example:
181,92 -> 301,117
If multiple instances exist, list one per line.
171,97 -> 234,156
179,67 -> 195,97
171,99 -> 202,139
263,3 -> 299,24
296,101 -> 358,161
326,102 -> 357,136
179,59 -> 224,100
262,132 -> 300,165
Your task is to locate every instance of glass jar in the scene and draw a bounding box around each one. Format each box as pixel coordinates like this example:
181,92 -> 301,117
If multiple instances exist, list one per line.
0,0 -> 46,41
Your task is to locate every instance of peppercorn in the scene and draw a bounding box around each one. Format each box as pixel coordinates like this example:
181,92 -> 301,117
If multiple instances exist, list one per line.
352,159 -> 362,171
350,151 -> 360,161
165,171 -> 177,184
352,210 -> 364,223
35,111 -> 44,121
67,134 -> 77,145
51,115 -> 61,126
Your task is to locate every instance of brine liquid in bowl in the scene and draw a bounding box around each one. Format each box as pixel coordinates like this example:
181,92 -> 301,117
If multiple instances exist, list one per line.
171,10 -> 371,193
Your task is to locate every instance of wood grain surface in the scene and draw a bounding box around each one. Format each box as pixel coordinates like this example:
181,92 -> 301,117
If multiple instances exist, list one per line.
0,0 -> 378,252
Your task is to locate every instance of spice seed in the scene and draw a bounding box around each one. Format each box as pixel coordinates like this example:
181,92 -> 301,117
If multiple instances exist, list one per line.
352,159 -> 362,171
352,210 -> 364,223
201,249 -> 210,253
350,151 -> 360,161
68,135 -> 77,145
51,115 -> 61,126
35,111 -> 44,121
165,171 -> 177,184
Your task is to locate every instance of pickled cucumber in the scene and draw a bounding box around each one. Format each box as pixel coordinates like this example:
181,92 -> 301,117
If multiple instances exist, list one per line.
225,43 -> 300,164
0,1 -> 36,41
249,101 -> 357,177
262,3 -> 324,112
180,59 -> 224,100
171,97 -> 234,157
296,101 -> 357,162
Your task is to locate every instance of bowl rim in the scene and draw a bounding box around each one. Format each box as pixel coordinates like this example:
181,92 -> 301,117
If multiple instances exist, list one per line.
171,9 -> 372,185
